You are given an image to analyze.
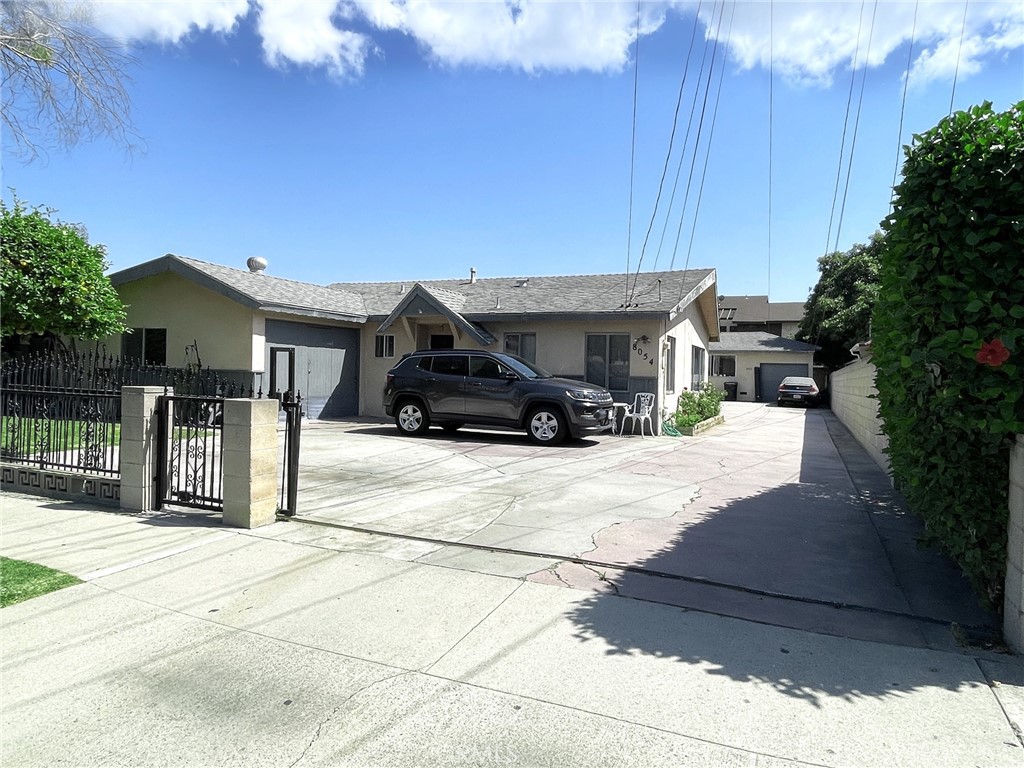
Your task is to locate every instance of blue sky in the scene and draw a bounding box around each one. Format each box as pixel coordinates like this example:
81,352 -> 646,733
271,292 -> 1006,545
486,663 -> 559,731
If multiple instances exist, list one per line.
3,1 -> 1022,301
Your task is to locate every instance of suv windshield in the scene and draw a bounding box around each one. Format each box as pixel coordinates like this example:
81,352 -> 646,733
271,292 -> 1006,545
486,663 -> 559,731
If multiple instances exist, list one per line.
492,352 -> 553,380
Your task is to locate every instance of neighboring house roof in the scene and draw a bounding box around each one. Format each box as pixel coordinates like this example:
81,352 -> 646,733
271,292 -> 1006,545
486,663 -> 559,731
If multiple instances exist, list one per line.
109,254 -> 368,323
709,332 -> 819,353
718,295 -> 805,324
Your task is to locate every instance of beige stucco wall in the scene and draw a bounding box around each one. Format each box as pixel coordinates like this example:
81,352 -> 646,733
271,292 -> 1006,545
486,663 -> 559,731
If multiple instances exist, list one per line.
709,351 -> 814,403
829,357 -> 890,475
358,315 -> 698,419
108,273 -> 257,371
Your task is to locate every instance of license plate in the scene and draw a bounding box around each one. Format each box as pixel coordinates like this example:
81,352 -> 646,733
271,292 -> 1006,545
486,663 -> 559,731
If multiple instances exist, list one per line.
792,394 -> 802,399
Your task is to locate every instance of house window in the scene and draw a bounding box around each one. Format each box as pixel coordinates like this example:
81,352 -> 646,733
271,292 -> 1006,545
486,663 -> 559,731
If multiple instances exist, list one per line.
123,328 -> 167,366
375,334 -> 395,358
691,346 -> 706,390
711,355 -> 736,376
585,333 -> 630,392
665,337 -> 677,392
504,332 -> 537,363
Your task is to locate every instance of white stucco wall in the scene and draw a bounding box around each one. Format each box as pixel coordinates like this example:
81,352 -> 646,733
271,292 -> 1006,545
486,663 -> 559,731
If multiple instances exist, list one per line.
828,356 -> 890,475
110,273 -> 257,370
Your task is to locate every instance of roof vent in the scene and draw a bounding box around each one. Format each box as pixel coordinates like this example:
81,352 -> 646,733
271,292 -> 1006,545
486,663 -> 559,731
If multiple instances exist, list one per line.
494,296 -> 501,309
398,283 -> 406,293
246,256 -> 268,274
470,267 -> 477,284
515,278 -> 529,288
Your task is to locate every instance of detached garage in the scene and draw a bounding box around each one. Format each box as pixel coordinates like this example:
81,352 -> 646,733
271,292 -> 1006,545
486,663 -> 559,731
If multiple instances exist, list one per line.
708,332 -> 819,403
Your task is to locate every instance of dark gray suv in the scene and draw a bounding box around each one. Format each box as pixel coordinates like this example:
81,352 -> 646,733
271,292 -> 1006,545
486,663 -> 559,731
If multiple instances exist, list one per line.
383,349 -> 614,445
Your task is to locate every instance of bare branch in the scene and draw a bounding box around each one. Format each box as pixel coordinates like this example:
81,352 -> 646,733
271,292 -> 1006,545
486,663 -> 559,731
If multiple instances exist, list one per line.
1,0 -> 139,162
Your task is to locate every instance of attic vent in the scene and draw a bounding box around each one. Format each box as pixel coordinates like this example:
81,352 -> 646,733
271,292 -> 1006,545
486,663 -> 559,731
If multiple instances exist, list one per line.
515,278 -> 529,288
247,256 -> 268,274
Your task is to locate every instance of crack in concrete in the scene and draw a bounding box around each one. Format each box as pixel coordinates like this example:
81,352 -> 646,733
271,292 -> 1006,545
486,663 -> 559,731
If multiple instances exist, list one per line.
581,563 -> 620,594
288,671 -> 413,768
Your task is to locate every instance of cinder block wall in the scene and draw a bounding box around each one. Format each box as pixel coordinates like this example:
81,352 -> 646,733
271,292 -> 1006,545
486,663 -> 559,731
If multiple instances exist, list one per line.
1006,435 -> 1024,654
828,357 -> 890,475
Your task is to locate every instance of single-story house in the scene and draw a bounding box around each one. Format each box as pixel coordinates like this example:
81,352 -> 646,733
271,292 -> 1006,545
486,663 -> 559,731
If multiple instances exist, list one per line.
708,332 -> 819,403
105,255 -> 721,426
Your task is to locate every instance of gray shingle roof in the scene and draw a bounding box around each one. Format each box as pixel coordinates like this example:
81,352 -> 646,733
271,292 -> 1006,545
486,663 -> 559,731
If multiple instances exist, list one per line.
110,255 -> 368,321
710,332 -> 819,353
332,269 -> 715,318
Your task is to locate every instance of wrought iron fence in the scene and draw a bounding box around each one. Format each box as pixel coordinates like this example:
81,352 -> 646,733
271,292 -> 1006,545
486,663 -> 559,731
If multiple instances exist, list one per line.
1,386 -> 121,476
1,350 -> 255,397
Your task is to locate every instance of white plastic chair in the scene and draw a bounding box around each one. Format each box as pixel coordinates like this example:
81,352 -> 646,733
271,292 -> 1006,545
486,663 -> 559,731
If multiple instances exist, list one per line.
621,392 -> 656,438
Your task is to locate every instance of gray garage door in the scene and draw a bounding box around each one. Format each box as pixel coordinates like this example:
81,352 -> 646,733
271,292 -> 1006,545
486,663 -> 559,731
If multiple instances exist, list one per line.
758,363 -> 810,403
265,320 -> 359,420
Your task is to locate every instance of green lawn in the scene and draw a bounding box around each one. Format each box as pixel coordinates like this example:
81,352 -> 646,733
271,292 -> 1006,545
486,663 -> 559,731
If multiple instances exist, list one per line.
0,557 -> 81,607
1,417 -> 120,452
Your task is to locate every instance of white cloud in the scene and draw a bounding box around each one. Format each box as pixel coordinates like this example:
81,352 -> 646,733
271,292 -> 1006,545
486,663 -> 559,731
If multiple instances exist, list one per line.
90,0 -> 249,43
85,0 -> 1023,85
714,0 -> 1024,88
354,0 -> 667,73
254,1 -> 372,77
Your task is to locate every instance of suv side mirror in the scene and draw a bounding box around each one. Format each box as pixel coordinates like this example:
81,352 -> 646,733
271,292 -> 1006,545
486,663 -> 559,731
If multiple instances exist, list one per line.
502,371 -> 518,380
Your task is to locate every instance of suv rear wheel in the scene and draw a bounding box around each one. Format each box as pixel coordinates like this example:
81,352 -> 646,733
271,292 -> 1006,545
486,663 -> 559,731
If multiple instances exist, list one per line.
527,406 -> 566,446
395,400 -> 430,436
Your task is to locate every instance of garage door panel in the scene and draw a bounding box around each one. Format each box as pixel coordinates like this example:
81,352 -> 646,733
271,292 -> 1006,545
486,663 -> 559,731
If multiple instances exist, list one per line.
759,363 -> 810,403
265,321 -> 359,419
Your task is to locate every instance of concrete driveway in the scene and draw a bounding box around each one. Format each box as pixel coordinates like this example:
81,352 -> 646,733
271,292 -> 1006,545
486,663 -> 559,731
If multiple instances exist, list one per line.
279,402 -> 997,650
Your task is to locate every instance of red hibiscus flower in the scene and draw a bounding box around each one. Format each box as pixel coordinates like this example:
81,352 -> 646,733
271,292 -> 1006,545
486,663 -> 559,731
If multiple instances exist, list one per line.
975,338 -> 1010,367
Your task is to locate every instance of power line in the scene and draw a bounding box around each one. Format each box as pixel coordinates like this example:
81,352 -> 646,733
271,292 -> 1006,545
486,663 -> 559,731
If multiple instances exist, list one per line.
624,0 -> 642,310
651,1 -> 715,272
949,0 -> 970,115
834,0 -> 878,253
822,0 -> 867,262
677,0 -> 737,293
668,0 -> 729,274
890,0 -> 919,210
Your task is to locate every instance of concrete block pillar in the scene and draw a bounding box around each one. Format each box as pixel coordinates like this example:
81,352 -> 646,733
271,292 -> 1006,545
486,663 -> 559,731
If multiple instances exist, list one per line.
120,386 -> 165,512
1004,435 -> 1024,653
222,398 -> 280,529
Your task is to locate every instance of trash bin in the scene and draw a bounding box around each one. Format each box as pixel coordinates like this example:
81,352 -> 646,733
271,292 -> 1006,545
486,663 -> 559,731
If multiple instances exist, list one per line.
724,381 -> 738,401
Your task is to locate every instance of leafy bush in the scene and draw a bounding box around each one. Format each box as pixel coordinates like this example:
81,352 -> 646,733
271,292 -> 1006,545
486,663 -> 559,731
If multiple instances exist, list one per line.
873,100 -> 1024,610
673,383 -> 726,429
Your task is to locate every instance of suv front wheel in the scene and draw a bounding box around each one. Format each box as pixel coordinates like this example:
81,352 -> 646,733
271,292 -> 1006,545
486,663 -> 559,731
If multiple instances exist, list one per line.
395,400 -> 430,436
527,406 -> 566,446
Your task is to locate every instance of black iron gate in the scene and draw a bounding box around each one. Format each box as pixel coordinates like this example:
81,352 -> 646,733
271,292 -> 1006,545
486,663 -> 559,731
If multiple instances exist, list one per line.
155,391 -> 303,516
156,394 -> 225,511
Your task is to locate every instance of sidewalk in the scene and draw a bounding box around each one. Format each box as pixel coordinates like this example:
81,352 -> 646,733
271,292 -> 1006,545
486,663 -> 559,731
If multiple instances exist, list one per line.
2,492 -> 1022,767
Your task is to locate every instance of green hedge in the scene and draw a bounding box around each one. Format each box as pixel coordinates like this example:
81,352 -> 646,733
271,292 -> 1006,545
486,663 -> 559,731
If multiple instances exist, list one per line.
873,101 -> 1024,610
